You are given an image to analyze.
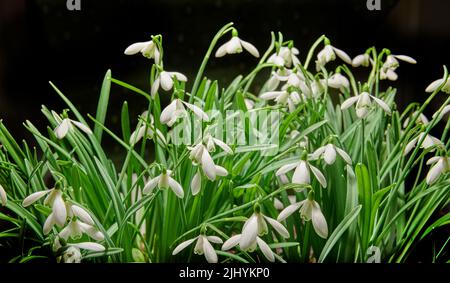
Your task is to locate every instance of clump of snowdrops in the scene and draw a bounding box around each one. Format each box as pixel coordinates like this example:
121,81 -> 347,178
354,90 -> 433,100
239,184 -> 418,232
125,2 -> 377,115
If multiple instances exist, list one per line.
0,22 -> 449,263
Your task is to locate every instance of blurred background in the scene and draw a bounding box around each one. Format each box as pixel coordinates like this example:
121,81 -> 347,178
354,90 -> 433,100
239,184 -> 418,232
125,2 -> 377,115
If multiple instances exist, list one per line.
1,0 -> 449,141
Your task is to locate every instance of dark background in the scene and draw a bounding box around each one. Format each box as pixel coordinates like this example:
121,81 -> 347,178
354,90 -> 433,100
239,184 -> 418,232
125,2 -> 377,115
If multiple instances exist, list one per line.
0,0 -> 449,140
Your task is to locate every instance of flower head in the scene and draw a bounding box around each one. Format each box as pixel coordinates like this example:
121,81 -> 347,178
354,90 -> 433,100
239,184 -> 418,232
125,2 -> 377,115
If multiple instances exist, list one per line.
352,53 -> 371,67
124,39 -> 160,63
311,143 -> 352,165
268,46 -> 300,68
341,92 -> 391,119
172,233 -> 223,263
276,158 -> 327,188
315,42 -> 351,71
425,76 -> 450,94
426,156 -> 450,185
380,54 -> 416,81
129,112 -> 166,146
215,30 -> 259,58
151,71 -> 188,97
53,115 -> 92,140
188,143 -> 229,183
404,132 -> 443,155
143,169 -> 184,198
160,99 -> 209,127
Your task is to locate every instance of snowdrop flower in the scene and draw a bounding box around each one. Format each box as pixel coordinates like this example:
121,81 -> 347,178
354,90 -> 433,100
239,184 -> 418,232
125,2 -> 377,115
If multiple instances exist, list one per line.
267,46 -> 300,68
276,158 -> 327,188
0,184 -> 7,206
54,118 -> 92,139
433,105 -> 450,122
265,69 -> 293,91
59,219 -> 104,241
380,54 -> 416,81
277,193 -> 328,239
151,71 -> 188,96
404,132 -> 443,155
215,29 -> 259,58
129,113 -> 166,145
62,246 -> 82,263
204,134 -> 233,154
311,143 -> 352,165
403,111 -> 429,128
124,39 -> 160,63
341,91 -> 391,119
260,89 -> 301,113
188,143 -> 228,183
352,53 -> 371,67
315,41 -> 352,72
172,234 -> 223,263
425,156 -> 450,185
425,76 -> 450,94
222,234 -> 275,262
142,169 -> 184,198
244,98 -> 255,110
23,188 -> 67,233
160,99 -> 209,127
326,73 -> 350,90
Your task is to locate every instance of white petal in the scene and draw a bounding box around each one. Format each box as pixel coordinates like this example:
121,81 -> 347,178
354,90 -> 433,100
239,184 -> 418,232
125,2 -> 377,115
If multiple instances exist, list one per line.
426,78 -> 445,93
433,105 -> 450,121
310,146 -> 326,160
214,165 -> 228,177
52,193 -> 67,227
129,126 -> 146,145
143,176 -> 160,195
124,42 -> 148,55
256,237 -> 275,262
276,162 -> 299,176
43,213 -> 55,235
332,47 -> 352,64
169,72 -> 188,82
323,144 -> 336,165
71,120 -> 93,135
341,96 -> 359,110
160,71 -> 174,91
264,216 -> 290,238
71,242 -> 105,252
292,161 -> 310,185
54,119 -> 71,139
404,137 -> 418,155
222,234 -> 241,251
239,215 -> 258,250
203,238 -> 218,263
206,236 -> 223,244
311,202 -> 328,238
215,43 -> 228,58
394,55 -> 417,64
426,160 -> 444,185
240,39 -> 260,58
160,100 -> 178,124
172,238 -> 197,255
371,95 -> 392,115
168,177 -> 184,198
335,147 -> 352,165
213,138 -> 233,154
201,150 -> 217,181
0,185 -> 6,206
71,205 -> 94,226
260,91 -> 283,100
352,54 -> 368,67
310,165 -> 327,188
182,102 -> 209,122
426,156 -> 441,165
277,202 -> 302,222
151,77 -> 160,97
191,172 -> 202,196
226,37 -> 242,54
22,190 -> 52,207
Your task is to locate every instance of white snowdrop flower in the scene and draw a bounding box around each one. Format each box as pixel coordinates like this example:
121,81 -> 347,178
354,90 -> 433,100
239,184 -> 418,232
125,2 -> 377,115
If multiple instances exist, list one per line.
277,196 -> 328,239
432,105 -> 450,122
380,54 -> 416,81
204,134 -> 233,154
260,89 -> 301,113
267,52 -> 285,67
62,246 -> 82,263
188,143 -> 228,182
425,76 -> 450,94
240,212 -> 290,247
142,169 -> 184,198
69,242 -> 106,252
151,71 -> 188,97
54,118 -> 93,139
380,67 -> 398,81
326,73 -> 350,90
215,30 -> 259,58
244,98 -> 255,110
341,91 -> 391,119
23,188 -> 67,230
265,69 -> 292,91
267,46 -> 300,68
403,111 -> 429,128
404,132 -> 443,155
276,159 -> 327,188
316,43 -> 352,72
124,39 -> 160,63
129,113 -> 166,145
59,219 -> 104,241
160,99 -> 209,127
425,156 -> 450,185
172,234 -> 223,263
68,204 -> 94,226
0,184 -> 7,206
191,171 -> 202,196
352,53 -> 371,67
311,143 -> 352,165
222,233 -> 275,262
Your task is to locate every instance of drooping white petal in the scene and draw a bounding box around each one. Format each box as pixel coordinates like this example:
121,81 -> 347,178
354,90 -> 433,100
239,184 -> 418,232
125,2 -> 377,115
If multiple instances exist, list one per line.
239,215 -> 258,250
276,162 -> 299,176
160,100 -> 178,125
222,234 -> 241,251
260,91 -> 283,100
172,237 -> 197,255
433,105 -> 450,121
71,205 -> 94,226
191,172 -> 202,196
226,37 -> 242,54
182,102 -> 209,122
323,144 -> 337,165
264,216 -> 290,238
212,138 -> 233,154
169,72 -> 188,82
206,236 -> 223,244
52,192 -> 67,227
277,202 -> 302,222
371,95 -> 392,115
151,77 -> 160,97
311,202 -> 328,239
394,55 -> 417,64
240,39 -> 260,58
43,213 -> 55,235
54,119 -> 72,139
215,43 -> 228,58
352,54 -> 370,67
143,176 -> 160,195
426,156 -> 441,165
124,42 -> 149,55
309,165 -> 327,188
0,185 -> 6,206
203,237 -> 218,263
201,150 -> 217,181
71,120 -> 93,135
22,190 -> 52,207
168,177 -> 184,198
214,165 -> 228,177
292,161 -> 310,185
129,126 -> 146,145
310,146 -> 326,160
71,242 -> 105,252
335,147 -> 352,165
426,78 -> 445,93
256,237 -> 275,262
404,137 -> 418,155
160,71 -> 174,91
341,95 -> 360,110
426,159 -> 445,185
332,47 -> 352,64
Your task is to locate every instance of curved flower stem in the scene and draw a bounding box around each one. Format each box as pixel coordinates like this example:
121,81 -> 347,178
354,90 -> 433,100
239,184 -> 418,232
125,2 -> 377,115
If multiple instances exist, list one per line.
303,35 -> 326,71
